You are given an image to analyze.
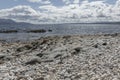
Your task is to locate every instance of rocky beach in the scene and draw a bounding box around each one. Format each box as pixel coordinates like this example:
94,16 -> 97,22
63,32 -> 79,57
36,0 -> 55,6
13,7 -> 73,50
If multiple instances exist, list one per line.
0,33 -> 120,80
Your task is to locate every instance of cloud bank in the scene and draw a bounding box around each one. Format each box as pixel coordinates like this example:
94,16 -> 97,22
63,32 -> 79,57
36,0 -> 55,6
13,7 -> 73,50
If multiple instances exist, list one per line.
0,0 -> 120,24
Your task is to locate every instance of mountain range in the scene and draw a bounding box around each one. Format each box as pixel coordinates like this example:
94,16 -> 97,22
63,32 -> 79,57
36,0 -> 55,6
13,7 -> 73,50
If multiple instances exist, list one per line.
0,18 -> 120,25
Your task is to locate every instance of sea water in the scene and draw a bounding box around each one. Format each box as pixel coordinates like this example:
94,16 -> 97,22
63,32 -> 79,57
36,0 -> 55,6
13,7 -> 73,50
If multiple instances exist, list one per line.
0,23 -> 120,41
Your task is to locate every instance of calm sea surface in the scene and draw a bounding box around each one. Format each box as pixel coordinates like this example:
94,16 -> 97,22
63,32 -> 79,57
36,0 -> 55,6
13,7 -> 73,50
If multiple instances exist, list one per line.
0,23 -> 120,41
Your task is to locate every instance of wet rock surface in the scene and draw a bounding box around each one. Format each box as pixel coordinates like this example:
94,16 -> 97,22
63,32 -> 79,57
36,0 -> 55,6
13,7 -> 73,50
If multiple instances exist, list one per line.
0,34 -> 120,80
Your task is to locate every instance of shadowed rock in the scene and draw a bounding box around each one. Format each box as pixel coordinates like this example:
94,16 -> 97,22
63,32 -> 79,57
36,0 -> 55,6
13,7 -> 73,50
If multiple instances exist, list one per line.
104,33 -> 118,37
40,39 -> 50,45
62,36 -> 71,39
102,42 -> 107,46
42,59 -> 54,63
27,29 -> 46,33
16,45 -> 32,52
111,33 -> 118,37
0,30 -> 18,33
17,77 -> 27,80
25,58 -> 41,65
48,29 -> 52,32
31,41 -> 39,46
0,54 -> 13,62
0,54 -> 5,59
93,44 -> 99,48
71,47 -> 83,55
35,77 -> 44,80
74,47 -> 82,52
36,53 -> 44,57
54,54 -> 62,59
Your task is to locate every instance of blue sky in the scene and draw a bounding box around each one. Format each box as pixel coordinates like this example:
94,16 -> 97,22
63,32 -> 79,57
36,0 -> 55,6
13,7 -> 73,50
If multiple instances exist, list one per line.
0,0 -> 120,24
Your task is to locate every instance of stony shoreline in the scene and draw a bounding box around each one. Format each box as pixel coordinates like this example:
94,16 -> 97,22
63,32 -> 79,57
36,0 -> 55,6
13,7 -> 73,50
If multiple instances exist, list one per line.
0,33 -> 120,80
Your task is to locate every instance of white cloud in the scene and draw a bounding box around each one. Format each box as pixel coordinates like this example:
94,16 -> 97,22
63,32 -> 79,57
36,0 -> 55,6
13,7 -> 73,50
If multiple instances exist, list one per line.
27,0 -> 51,4
0,5 -> 42,23
0,0 -> 120,24
27,0 -> 41,3
62,0 -> 71,4
73,0 -> 80,4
